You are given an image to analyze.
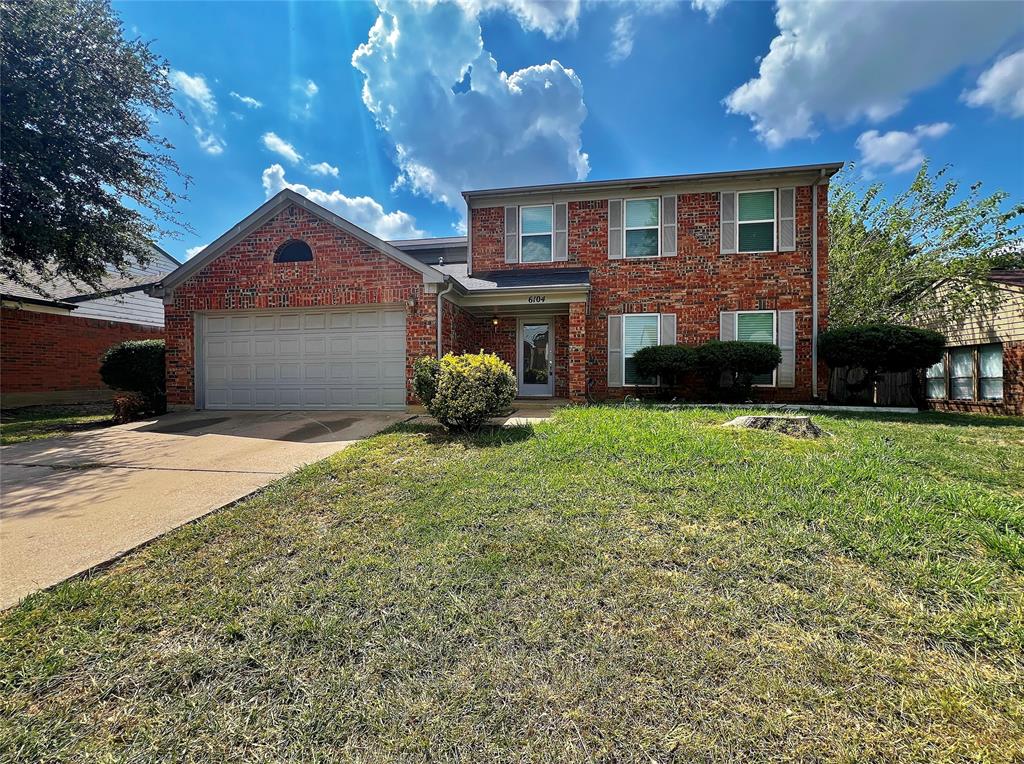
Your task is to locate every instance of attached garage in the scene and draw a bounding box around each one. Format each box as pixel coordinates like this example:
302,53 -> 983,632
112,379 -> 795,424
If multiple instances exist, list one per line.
153,189 -> 445,412
199,307 -> 407,410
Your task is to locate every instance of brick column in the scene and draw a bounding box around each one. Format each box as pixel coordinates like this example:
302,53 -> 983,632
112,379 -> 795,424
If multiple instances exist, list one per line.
568,301 -> 587,403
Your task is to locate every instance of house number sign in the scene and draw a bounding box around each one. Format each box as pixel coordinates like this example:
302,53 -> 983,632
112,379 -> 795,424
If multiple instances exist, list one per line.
528,295 -> 547,303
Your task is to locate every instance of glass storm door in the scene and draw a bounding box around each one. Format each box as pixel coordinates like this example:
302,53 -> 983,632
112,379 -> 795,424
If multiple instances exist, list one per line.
519,321 -> 554,397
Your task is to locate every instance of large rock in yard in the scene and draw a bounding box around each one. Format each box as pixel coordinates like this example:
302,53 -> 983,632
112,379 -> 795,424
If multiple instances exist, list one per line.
722,415 -> 824,439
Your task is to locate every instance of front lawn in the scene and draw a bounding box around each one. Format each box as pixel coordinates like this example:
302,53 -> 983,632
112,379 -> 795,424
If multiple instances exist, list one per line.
1,407 -> 1022,762
0,403 -> 113,445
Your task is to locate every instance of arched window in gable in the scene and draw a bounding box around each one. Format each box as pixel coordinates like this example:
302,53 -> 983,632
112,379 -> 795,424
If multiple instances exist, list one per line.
274,239 -> 313,263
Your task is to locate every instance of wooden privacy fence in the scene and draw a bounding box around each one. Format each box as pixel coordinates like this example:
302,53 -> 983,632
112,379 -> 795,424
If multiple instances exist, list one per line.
827,366 -> 918,407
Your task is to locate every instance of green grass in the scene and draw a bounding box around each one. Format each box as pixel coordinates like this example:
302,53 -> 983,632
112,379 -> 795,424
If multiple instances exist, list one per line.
1,407 -> 1022,762
0,403 -> 113,445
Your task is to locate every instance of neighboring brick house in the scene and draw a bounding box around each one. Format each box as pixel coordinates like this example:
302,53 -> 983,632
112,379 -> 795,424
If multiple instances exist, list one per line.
0,249 -> 176,407
917,271 -> 1023,416
151,163 -> 841,411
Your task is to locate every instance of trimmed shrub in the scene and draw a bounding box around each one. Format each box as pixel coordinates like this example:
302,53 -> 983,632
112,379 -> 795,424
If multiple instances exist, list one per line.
99,339 -> 166,414
633,345 -> 695,389
413,352 -> 517,433
412,356 -> 441,407
695,340 -> 782,401
818,323 -> 945,374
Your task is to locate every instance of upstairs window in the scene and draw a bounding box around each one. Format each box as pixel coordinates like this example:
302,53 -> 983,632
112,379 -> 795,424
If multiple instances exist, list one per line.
274,239 -> 313,263
520,205 -> 553,263
737,190 -> 776,253
624,198 -> 660,258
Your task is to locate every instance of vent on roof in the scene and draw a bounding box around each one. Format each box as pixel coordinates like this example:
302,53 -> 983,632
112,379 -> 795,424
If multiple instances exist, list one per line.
274,239 -> 313,263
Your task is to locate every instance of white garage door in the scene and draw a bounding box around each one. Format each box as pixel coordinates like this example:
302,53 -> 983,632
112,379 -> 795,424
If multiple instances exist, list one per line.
201,308 -> 407,410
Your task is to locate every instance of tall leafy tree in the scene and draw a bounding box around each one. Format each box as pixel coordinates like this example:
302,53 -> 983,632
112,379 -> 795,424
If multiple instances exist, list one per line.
828,162 -> 1023,329
1,0 -> 188,291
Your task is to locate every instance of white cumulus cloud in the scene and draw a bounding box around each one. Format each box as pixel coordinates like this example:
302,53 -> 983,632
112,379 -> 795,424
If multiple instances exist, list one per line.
262,163 -> 423,240
309,161 -> 340,177
261,132 -> 303,164
169,70 -> 226,155
724,0 -> 1022,147
450,0 -> 580,38
229,91 -> 263,109
169,70 -> 217,114
856,122 -> 953,174
185,244 -> 208,260
352,0 -> 589,213
963,48 -> 1024,118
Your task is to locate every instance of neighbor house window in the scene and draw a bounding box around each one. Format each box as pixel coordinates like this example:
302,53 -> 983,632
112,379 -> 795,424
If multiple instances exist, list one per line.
737,190 -> 776,253
926,343 -> 1004,402
274,239 -> 313,263
979,343 -> 1003,400
520,205 -> 553,263
926,357 -> 946,399
735,310 -> 777,386
949,347 -> 974,400
624,198 -> 660,258
623,314 -> 660,385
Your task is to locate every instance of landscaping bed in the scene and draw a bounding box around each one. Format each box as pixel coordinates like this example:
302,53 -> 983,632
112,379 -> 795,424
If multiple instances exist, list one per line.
1,407 -> 1022,761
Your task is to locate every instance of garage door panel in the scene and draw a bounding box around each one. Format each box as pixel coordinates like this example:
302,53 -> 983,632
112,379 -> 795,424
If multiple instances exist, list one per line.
202,308 -> 406,410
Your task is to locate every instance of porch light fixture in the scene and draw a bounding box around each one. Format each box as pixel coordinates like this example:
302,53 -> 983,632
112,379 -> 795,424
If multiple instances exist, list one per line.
492,315 -> 499,326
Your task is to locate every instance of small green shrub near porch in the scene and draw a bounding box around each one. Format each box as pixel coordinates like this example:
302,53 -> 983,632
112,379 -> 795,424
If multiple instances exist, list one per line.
413,352 -> 516,432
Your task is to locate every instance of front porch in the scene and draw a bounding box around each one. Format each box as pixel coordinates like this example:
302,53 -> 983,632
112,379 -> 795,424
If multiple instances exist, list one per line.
437,265 -> 589,402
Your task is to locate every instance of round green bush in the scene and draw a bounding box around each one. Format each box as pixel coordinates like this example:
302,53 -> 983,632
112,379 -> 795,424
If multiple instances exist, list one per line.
695,340 -> 782,400
413,352 -> 517,433
633,344 -> 695,382
818,323 -> 945,373
99,339 -> 166,413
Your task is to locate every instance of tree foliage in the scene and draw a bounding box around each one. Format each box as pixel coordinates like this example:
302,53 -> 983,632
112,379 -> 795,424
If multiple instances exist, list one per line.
1,0 -> 188,291
828,162 -> 1023,330
818,324 -> 945,375
99,339 -> 166,413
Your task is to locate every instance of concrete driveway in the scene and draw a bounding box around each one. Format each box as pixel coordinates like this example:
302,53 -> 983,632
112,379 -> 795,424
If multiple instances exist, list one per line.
0,410 -> 407,609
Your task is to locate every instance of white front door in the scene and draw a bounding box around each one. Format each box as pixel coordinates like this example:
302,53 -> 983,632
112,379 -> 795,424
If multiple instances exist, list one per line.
200,307 -> 407,410
518,320 -> 554,397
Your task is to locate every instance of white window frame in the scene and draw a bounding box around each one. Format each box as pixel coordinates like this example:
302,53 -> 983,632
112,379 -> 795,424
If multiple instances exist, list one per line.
519,204 -> 554,263
623,313 -> 661,387
978,342 -> 1004,401
925,354 -> 947,400
734,309 -> 777,387
736,189 -> 777,254
623,197 -> 661,259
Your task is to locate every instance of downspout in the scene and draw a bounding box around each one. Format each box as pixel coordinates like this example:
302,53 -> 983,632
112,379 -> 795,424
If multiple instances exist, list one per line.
811,169 -> 826,399
436,278 -> 455,358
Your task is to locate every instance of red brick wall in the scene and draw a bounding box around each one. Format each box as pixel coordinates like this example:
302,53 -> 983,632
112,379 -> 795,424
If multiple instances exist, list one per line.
164,204 -> 435,406
1,307 -> 163,396
469,184 -> 829,402
927,340 -> 1024,416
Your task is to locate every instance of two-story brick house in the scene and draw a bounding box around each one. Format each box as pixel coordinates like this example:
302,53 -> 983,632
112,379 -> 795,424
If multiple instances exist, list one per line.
151,162 -> 841,410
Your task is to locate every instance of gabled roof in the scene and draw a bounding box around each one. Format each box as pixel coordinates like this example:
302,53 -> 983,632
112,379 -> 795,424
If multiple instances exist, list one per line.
156,189 -> 444,292
988,269 -> 1024,288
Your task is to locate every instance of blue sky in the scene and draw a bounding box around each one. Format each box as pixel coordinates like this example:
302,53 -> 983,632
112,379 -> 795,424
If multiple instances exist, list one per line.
114,0 -> 1024,263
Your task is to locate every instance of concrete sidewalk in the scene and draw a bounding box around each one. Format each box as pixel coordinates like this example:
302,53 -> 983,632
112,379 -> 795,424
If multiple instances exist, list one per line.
0,410 -> 405,609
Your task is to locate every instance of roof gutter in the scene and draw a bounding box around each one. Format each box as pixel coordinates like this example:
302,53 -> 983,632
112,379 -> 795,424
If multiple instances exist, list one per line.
811,168 -> 826,399
436,278 -> 456,358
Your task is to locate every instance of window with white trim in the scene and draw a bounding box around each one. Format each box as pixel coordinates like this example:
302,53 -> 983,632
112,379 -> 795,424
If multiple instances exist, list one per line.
950,347 -> 974,400
624,198 -> 660,258
520,205 -> 553,263
979,343 -> 1003,400
737,190 -> 776,253
735,310 -> 777,386
623,314 -> 660,385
